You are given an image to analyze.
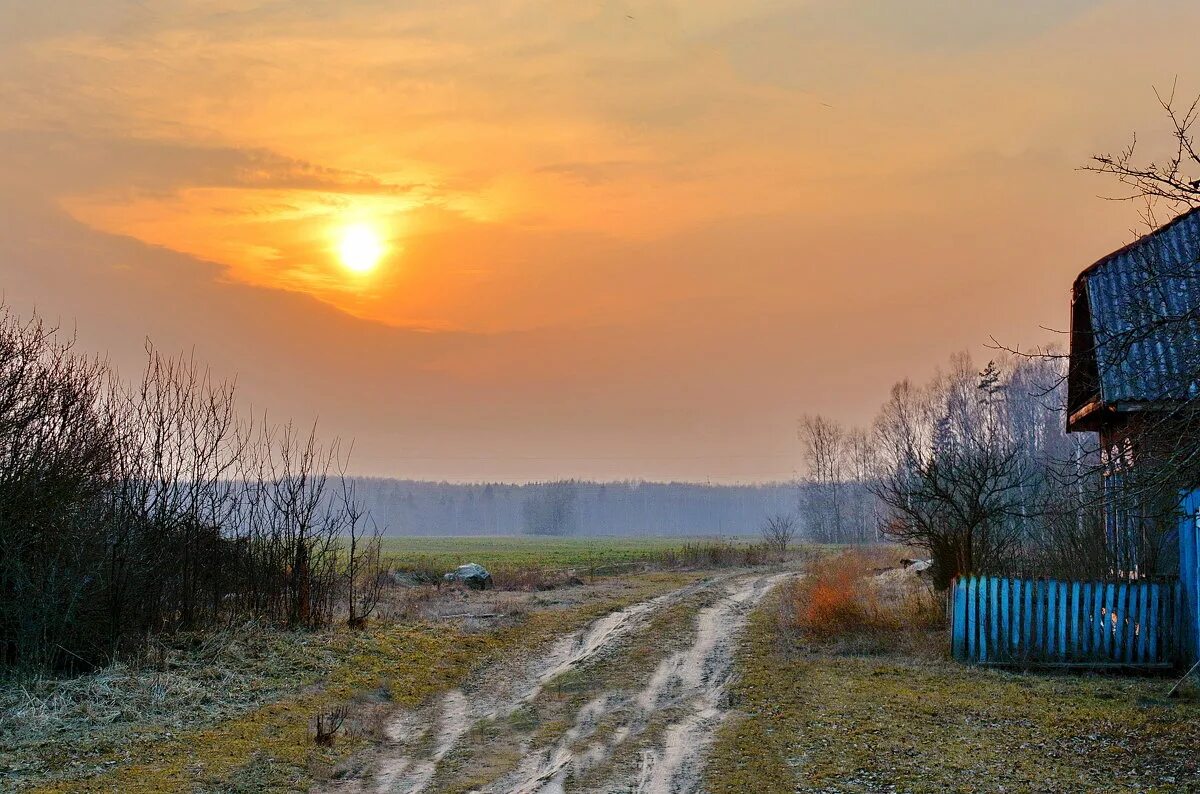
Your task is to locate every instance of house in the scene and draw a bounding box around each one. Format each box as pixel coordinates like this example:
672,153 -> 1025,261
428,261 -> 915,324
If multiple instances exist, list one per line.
950,213 -> 1200,667
1067,206 -> 1200,573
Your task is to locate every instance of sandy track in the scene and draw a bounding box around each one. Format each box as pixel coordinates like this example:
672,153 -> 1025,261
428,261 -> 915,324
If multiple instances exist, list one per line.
490,572 -> 788,794
326,571 -> 787,794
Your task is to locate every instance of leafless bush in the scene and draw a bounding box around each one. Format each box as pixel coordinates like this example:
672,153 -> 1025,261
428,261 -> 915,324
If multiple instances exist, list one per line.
341,473 -> 384,628
313,705 -> 348,746
760,513 -> 799,556
0,303 -> 375,674
650,540 -> 775,568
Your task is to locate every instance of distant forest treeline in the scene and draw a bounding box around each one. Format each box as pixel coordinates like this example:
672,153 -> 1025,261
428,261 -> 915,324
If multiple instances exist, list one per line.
348,479 -> 804,536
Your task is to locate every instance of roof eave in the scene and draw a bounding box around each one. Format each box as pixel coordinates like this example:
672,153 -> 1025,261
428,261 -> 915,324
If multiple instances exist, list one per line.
1067,397 -> 1110,433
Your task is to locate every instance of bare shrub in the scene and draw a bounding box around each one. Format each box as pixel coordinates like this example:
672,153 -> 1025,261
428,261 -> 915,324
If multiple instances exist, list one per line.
341,474 -> 384,629
0,302 -> 374,674
760,513 -> 799,557
650,540 -> 775,568
313,705 -> 348,747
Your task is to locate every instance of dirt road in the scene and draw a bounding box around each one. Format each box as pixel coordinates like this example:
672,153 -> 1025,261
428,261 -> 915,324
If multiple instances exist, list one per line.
326,570 -> 790,794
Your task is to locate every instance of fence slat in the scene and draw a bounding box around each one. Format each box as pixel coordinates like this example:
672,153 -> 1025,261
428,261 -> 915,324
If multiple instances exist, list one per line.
1058,581 -> 1069,661
1108,585 -> 1118,657
1049,580 -> 1060,659
1097,583 -> 1107,660
1069,581 -> 1080,660
1134,584 -> 1146,664
1003,582 -> 1012,662
1099,585 -> 1108,657
952,578 -> 966,660
1124,584 -> 1135,664
1022,577 -> 1032,661
1018,578 -> 1027,655
988,576 -> 999,661
1012,579 -> 1022,655
1144,582 -> 1154,663
968,576 -> 978,662
1147,585 -> 1156,666
993,582 -> 1003,662
1080,581 -> 1091,661
1118,583 -> 1131,664
1034,580 -> 1045,657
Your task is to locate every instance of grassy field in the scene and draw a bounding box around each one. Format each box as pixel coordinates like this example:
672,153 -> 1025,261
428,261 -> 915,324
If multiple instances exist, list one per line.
379,534 -> 758,572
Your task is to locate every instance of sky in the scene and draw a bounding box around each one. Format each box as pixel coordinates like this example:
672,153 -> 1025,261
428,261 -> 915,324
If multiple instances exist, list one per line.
0,0 -> 1196,482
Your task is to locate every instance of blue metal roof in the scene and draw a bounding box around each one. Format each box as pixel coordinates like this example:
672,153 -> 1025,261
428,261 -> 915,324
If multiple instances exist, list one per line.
1081,207 -> 1200,407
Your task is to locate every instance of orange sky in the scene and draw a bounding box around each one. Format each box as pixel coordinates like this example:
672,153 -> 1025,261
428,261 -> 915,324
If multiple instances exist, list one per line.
0,1 -> 1196,481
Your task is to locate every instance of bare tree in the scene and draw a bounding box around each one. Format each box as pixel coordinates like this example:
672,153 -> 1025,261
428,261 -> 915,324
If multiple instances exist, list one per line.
1083,80 -> 1200,225
522,480 -> 578,536
760,512 -> 799,556
843,427 -> 881,542
799,415 -> 846,543
870,355 -> 1035,589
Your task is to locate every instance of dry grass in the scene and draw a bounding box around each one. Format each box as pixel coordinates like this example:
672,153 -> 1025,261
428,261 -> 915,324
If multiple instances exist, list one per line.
708,587 -> 1200,793
782,548 -> 945,656
649,540 -> 784,568
0,623 -> 340,790
489,565 -> 585,591
1,571 -> 701,793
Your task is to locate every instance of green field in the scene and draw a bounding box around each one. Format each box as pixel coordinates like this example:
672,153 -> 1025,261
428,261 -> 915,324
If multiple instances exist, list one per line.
379,534 -> 753,572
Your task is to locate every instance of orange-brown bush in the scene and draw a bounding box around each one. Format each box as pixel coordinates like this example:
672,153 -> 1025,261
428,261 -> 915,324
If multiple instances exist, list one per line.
783,549 -> 945,654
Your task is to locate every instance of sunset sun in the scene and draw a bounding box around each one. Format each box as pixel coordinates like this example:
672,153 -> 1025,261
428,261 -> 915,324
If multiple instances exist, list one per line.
336,223 -> 385,274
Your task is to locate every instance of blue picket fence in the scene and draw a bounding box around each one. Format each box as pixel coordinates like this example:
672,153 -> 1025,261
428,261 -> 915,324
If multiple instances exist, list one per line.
950,575 -> 1181,667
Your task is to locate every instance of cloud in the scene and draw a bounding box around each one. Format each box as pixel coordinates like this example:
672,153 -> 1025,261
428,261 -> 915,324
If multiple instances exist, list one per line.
0,130 -> 419,195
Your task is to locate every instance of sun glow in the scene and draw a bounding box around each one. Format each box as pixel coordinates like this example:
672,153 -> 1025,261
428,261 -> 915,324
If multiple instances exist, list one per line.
336,223 -> 386,274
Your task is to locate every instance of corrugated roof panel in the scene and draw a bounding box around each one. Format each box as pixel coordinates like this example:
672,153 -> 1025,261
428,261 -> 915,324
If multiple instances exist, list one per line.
1084,208 -> 1200,406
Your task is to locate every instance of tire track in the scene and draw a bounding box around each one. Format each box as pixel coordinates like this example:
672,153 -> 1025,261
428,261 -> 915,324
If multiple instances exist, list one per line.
484,572 -> 790,794
331,576 -> 724,794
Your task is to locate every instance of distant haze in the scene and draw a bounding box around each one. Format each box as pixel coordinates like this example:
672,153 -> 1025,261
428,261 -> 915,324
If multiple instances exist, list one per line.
352,479 -> 801,536
1,2 -> 1195,481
